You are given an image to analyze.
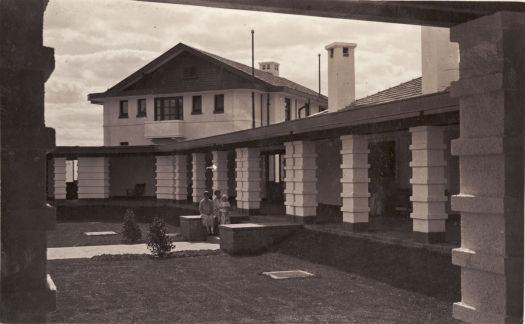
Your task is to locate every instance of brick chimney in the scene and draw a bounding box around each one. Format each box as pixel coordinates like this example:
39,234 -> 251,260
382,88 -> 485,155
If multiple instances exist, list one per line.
421,26 -> 459,94
325,42 -> 357,112
259,61 -> 280,76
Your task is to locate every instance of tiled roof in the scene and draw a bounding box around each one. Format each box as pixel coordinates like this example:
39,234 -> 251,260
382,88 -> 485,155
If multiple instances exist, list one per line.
93,43 -> 326,102
345,77 -> 422,109
191,45 -> 326,100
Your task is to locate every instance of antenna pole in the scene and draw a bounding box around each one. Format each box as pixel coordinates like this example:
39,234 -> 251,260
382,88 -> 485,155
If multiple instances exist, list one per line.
251,29 -> 255,128
318,53 -> 321,96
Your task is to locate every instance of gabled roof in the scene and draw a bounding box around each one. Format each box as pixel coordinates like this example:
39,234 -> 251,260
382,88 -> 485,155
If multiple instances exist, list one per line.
343,77 -> 422,110
88,43 -> 327,103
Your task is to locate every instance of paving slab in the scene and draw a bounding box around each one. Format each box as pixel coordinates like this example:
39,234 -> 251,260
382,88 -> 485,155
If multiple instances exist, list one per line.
47,241 -> 219,260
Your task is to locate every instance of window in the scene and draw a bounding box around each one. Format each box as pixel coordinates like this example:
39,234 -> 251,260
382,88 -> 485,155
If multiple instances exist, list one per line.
214,94 -> 224,113
137,99 -> 147,117
330,48 -> 334,58
192,96 -> 202,114
119,100 -> 128,118
183,66 -> 197,79
154,97 -> 183,121
284,98 -> 291,121
120,142 -> 129,146
343,47 -> 349,57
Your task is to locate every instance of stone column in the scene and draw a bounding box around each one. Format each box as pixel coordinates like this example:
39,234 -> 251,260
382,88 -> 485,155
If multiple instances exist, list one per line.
409,126 -> 448,243
284,141 -> 317,224
0,1 -> 56,321
53,157 -> 67,200
235,147 -> 261,213
450,12 -> 524,323
192,153 -> 206,203
339,135 -> 370,231
155,155 -> 174,200
77,157 -> 110,199
212,150 -> 229,195
174,155 -> 188,201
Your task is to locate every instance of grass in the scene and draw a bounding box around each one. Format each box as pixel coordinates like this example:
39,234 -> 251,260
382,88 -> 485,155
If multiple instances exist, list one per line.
47,221 -> 181,248
47,252 -> 460,323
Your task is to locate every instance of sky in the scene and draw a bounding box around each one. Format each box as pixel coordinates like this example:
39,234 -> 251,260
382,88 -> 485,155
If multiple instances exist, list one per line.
43,0 -> 422,146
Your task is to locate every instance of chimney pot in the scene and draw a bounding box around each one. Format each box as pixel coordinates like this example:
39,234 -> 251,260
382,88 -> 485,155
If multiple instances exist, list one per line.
325,42 -> 357,112
259,61 -> 280,77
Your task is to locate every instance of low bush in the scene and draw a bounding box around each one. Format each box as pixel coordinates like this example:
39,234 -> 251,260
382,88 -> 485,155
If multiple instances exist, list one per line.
122,208 -> 142,243
147,216 -> 174,258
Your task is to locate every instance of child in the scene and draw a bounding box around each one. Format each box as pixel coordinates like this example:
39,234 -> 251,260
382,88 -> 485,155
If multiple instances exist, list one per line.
218,194 -> 231,225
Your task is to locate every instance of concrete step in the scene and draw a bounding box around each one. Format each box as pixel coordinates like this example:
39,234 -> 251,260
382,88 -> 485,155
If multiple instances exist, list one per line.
219,222 -> 303,255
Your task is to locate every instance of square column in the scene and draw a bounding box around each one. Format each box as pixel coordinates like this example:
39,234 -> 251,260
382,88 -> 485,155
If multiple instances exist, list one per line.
235,147 -> 261,213
155,155 -> 175,200
174,155 -> 188,201
192,153 -> 206,203
77,157 -> 109,199
450,12 -> 524,323
212,150 -> 229,195
53,157 -> 67,200
409,126 -> 448,243
340,135 -> 370,231
284,141 -> 317,224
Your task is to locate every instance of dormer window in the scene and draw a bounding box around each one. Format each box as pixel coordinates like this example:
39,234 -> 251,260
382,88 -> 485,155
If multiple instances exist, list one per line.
343,47 -> 349,57
183,66 -> 197,79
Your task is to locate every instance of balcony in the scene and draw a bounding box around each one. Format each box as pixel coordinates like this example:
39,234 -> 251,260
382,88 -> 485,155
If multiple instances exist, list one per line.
144,120 -> 185,139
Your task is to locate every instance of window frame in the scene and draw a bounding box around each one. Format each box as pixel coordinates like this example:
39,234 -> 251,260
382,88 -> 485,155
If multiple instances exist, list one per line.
192,95 -> 202,115
154,97 -> 184,121
214,94 -> 224,114
136,98 -> 147,118
119,100 -> 128,119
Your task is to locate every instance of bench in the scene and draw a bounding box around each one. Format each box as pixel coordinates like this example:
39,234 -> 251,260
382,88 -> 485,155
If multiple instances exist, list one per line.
180,215 -> 207,241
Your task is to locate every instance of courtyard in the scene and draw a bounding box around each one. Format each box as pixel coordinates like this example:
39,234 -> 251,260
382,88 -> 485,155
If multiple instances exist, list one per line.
47,250 -> 459,323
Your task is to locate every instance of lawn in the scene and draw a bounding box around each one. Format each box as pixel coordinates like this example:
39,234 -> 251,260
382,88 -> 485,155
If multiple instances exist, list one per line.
47,252 -> 460,323
47,221 -> 181,248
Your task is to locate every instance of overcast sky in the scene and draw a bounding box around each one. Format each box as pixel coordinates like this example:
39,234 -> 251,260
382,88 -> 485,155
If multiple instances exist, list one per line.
43,0 -> 422,146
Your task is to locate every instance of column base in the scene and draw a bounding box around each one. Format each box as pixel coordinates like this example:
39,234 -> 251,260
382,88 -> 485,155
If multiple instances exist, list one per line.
413,231 -> 446,244
285,214 -> 316,225
341,222 -> 368,232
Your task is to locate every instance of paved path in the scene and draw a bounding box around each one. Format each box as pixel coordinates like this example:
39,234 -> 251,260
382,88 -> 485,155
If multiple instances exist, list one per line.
48,241 -> 220,260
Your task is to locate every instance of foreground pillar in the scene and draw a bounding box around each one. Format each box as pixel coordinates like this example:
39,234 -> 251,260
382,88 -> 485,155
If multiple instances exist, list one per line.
409,126 -> 448,243
212,150 -> 229,195
192,153 -> 206,203
284,141 -> 317,224
339,135 -> 369,231
174,155 -> 188,201
235,147 -> 261,214
53,157 -> 67,200
450,12 -> 524,323
155,155 -> 175,200
0,1 -> 57,321
77,157 -> 110,199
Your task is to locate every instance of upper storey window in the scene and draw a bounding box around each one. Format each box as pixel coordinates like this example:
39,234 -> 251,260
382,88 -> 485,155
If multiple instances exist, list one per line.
119,100 -> 128,118
154,97 -> 183,121
214,94 -> 224,114
192,96 -> 202,114
137,99 -> 147,117
284,98 -> 291,121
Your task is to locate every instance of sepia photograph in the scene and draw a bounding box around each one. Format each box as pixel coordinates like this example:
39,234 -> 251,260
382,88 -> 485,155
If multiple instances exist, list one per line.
1,0 -> 524,323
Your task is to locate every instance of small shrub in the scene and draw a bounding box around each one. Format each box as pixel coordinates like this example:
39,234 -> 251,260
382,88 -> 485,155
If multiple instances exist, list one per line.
122,208 -> 142,243
147,216 -> 174,258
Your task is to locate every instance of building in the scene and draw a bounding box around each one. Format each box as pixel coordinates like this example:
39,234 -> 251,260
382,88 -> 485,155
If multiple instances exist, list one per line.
88,43 -> 327,146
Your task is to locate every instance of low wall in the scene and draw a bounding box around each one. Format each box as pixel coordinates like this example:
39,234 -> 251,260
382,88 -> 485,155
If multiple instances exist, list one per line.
274,229 -> 460,302
221,223 -> 304,255
54,201 -> 198,226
